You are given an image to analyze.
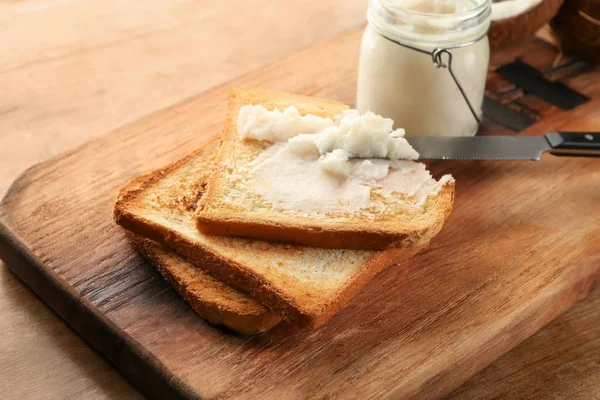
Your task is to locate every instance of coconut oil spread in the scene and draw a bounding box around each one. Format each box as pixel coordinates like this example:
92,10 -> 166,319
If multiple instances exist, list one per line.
356,0 -> 491,137
237,104 -> 453,215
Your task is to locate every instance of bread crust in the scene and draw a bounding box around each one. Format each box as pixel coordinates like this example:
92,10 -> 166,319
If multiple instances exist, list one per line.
117,194 -> 426,327
196,87 -> 455,250
128,234 -> 281,335
113,99 -> 432,328
115,140 -> 281,334
197,185 -> 453,249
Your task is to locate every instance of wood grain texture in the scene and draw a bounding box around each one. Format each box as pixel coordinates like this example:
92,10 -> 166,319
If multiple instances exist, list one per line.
3,1 -> 599,396
446,287 -> 600,400
0,0 -> 367,398
0,0 -> 367,197
0,27 -> 599,399
0,267 -> 141,400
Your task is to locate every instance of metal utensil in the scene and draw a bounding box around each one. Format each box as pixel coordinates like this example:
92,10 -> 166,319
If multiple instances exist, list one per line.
397,132 -> 600,161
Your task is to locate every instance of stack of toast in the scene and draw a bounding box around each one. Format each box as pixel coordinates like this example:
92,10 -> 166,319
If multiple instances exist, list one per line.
113,87 -> 455,334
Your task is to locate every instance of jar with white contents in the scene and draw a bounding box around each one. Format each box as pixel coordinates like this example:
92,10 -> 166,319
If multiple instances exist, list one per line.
356,0 -> 492,137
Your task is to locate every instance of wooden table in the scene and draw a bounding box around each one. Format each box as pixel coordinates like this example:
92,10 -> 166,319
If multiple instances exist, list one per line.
0,1 -> 598,398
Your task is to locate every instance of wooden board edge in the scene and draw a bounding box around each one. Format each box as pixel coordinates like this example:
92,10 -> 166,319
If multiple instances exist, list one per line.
0,220 -> 198,400
419,268 -> 600,399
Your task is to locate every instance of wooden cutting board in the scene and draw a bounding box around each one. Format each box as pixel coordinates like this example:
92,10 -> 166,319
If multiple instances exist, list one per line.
0,27 -> 599,399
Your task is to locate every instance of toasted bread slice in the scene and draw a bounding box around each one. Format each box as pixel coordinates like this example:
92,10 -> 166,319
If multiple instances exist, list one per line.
116,165 -> 281,335
114,138 -> 425,327
127,234 -> 281,335
195,87 -> 454,250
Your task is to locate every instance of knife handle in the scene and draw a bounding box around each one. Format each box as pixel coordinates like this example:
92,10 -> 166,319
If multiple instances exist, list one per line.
546,132 -> 600,157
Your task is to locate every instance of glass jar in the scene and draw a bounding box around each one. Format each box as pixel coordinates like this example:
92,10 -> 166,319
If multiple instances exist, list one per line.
356,0 -> 491,136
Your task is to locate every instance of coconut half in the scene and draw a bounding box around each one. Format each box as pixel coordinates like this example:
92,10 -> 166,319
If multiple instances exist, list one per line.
491,0 -> 544,21
551,0 -> 600,64
489,0 -> 564,49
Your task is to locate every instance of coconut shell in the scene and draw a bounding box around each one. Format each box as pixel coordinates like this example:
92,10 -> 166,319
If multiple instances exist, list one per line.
551,0 -> 600,64
489,0 -> 565,50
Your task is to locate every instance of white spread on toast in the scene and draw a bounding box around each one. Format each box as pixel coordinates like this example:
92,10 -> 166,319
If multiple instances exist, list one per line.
237,104 -> 453,216
238,105 -> 418,163
287,109 -> 418,162
248,144 -> 374,214
238,105 -> 334,142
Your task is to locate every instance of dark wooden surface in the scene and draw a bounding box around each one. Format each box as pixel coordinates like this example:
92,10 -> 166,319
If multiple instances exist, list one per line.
447,288 -> 600,400
0,27 -> 599,399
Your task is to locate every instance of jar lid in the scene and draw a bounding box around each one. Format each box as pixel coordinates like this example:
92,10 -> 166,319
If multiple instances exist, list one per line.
369,0 -> 491,48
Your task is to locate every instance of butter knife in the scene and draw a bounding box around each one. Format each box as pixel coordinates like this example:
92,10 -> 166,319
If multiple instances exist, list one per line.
403,132 -> 600,161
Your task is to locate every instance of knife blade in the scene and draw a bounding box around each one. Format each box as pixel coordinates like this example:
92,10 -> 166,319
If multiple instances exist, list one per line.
403,132 -> 600,160
344,132 -> 600,161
